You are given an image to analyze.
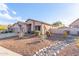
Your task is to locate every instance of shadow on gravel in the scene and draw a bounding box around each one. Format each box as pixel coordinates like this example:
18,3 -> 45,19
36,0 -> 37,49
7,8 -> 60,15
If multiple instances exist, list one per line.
27,41 -> 41,45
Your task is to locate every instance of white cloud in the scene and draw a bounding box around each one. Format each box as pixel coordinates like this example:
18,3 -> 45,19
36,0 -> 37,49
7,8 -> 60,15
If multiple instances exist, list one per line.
12,11 -> 16,15
0,3 -> 9,14
0,3 -> 24,25
14,16 -> 25,22
0,3 -> 13,20
0,3 -> 8,11
0,13 -> 13,19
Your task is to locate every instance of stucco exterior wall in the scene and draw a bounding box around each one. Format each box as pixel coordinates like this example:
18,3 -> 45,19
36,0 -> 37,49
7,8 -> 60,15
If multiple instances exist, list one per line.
26,20 -> 42,31
44,24 -> 52,31
12,23 -> 27,33
51,27 -> 79,35
26,20 -> 53,34
12,20 -> 53,34
41,24 -> 52,34
70,20 -> 79,28
12,24 -> 20,32
26,20 -> 33,31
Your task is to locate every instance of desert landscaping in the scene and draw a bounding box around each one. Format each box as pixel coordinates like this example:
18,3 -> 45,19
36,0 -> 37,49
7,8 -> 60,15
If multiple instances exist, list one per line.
0,35 -> 54,56
0,33 -> 79,56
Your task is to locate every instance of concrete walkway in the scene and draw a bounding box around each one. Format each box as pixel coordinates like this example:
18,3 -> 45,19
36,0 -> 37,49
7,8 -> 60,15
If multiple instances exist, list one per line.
0,46 -> 22,56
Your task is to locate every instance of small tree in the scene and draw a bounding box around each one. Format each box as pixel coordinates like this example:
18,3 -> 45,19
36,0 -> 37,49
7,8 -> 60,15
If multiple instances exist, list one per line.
17,22 -> 25,39
52,21 -> 64,27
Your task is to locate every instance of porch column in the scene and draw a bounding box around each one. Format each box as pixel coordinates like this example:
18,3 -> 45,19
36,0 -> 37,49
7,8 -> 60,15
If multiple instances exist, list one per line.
41,24 -> 45,35
41,24 -> 47,40
25,24 -> 28,33
33,21 -> 35,31
32,21 -> 35,31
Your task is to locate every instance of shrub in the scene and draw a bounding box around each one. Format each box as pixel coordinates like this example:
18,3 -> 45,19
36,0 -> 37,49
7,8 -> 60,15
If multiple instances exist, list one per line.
31,31 -> 35,34
63,31 -> 68,38
33,30 -> 41,36
46,31 -> 51,38
75,38 -> 79,48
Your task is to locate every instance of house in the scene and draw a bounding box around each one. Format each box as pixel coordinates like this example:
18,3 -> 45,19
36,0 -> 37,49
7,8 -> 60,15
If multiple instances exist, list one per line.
69,18 -> 79,28
9,21 -> 27,33
25,19 -> 53,34
69,18 -> 79,35
52,18 -> 79,35
10,19 -> 53,35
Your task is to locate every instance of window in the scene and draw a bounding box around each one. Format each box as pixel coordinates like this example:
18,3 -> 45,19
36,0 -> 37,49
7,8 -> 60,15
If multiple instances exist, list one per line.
35,26 -> 41,31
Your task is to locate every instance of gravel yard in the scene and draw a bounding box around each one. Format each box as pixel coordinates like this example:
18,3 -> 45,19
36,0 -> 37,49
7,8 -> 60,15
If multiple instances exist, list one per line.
58,43 -> 79,56
0,36 -> 55,56
34,35 -> 79,56
0,34 -> 79,56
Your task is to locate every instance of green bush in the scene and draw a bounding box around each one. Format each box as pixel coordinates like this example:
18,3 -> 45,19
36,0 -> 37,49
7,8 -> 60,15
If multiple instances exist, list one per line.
31,31 -> 35,34
33,30 -> 41,36
63,31 -> 68,38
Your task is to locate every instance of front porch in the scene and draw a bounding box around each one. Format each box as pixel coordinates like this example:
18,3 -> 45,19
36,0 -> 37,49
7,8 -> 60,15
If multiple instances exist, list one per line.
26,24 -> 41,34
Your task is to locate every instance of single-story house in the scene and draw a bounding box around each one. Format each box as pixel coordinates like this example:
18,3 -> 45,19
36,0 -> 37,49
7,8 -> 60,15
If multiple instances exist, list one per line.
69,18 -> 79,28
52,18 -> 79,35
9,21 -> 27,33
25,19 -> 53,34
10,19 -> 53,35
69,18 -> 79,35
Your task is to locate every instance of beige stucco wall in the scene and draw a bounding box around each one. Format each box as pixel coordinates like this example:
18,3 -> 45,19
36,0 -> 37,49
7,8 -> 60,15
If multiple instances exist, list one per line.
44,24 -> 52,31
12,24 -> 20,32
12,23 -> 27,33
41,24 -> 52,34
26,20 -> 34,31
22,24 -> 27,33
26,20 -> 53,34
26,20 -> 42,31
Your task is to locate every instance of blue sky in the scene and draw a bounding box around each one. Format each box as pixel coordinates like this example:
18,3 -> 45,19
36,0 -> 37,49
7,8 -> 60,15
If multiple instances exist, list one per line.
0,3 -> 79,26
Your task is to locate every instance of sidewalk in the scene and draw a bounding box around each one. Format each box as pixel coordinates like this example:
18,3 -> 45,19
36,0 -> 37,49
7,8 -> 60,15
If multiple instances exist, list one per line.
0,46 -> 22,56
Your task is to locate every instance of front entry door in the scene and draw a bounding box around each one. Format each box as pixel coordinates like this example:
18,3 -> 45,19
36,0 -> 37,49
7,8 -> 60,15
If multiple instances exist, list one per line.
27,24 -> 31,33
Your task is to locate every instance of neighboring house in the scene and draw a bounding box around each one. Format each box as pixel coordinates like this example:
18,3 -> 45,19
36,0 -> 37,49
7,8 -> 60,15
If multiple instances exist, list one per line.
69,18 -> 79,35
52,18 -> 79,35
51,27 -> 70,34
69,18 -> 79,28
9,19 -> 53,35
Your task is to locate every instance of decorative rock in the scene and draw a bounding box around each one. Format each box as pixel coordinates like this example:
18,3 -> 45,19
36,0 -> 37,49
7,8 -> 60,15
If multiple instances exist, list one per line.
61,47 -> 64,50
34,35 -> 75,56
53,52 -> 57,56
36,52 -> 38,54
56,50 -> 59,54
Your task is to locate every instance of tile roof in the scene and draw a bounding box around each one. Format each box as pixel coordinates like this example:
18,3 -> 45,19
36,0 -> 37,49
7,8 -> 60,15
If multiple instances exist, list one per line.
26,19 -> 52,26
